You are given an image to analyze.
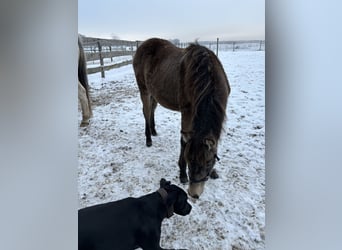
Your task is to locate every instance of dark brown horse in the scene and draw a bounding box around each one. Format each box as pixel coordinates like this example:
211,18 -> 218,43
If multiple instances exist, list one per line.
133,38 -> 230,198
78,35 -> 92,126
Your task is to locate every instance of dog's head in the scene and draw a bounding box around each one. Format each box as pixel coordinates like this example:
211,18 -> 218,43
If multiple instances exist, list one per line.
159,178 -> 192,216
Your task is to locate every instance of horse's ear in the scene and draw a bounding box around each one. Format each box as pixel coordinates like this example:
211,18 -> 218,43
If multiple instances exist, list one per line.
160,178 -> 171,188
204,138 -> 216,151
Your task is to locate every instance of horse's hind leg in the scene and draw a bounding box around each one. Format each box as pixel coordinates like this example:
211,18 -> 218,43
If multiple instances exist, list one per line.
140,93 -> 153,146
150,97 -> 158,136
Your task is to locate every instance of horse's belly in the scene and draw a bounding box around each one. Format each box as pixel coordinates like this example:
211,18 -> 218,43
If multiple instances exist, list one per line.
154,95 -> 180,111
149,79 -> 180,111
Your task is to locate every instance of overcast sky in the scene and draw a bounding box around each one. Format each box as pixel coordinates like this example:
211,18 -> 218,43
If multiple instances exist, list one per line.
78,0 -> 264,42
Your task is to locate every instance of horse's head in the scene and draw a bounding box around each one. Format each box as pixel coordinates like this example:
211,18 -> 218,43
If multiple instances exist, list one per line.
182,132 -> 218,198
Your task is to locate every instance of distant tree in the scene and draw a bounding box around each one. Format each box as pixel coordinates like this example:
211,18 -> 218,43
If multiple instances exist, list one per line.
111,33 -> 120,40
169,39 -> 180,46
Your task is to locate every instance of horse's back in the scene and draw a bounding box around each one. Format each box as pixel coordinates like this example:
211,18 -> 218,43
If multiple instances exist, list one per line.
133,38 -> 183,110
133,38 -> 181,78
134,38 -> 178,63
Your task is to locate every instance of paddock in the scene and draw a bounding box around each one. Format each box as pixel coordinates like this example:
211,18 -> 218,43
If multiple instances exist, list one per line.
78,49 -> 265,250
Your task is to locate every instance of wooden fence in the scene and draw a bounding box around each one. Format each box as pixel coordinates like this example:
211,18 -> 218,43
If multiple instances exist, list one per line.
80,36 -> 265,78
81,36 -> 140,78
177,39 -> 265,55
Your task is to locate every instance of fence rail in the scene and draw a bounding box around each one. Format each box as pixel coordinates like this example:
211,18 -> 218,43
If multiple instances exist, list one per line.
80,35 -> 264,78
86,60 -> 133,74
86,51 -> 133,61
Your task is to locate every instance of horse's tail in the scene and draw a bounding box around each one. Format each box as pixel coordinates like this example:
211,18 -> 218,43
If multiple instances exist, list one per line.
78,36 -> 92,113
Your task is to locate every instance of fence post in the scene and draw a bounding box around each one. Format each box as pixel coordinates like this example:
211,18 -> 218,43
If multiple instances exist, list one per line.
216,37 -> 219,56
233,42 -> 235,52
259,40 -> 262,51
92,46 -> 96,64
109,46 -> 113,62
97,41 -> 105,78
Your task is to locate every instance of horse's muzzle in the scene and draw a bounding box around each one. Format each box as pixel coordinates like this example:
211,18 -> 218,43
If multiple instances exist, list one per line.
188,181 -> 205,199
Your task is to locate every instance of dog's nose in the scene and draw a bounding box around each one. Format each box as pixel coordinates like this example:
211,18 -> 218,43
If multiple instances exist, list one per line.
185,204 -> 192,214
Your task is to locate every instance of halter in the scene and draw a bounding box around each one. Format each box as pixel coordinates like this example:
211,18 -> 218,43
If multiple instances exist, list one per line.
188,154 -> 220,184
157,188 -> 174,218
180,130 -> 221,184
189,174 -> 210,184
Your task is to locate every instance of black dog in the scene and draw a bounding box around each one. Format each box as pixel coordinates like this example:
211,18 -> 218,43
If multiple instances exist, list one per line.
79,178 -> 192,250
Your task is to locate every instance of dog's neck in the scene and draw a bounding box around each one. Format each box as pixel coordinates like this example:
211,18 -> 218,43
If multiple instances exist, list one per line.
157,188 -> 174,218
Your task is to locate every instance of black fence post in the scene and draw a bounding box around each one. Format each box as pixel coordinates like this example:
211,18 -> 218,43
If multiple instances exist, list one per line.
97,41 -> 105,78
216,37 -> 219,56
109,46 -> 113,62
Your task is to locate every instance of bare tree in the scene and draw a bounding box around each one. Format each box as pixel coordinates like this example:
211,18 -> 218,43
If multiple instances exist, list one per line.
169,39 -> 180,46
110,33 -> 120,40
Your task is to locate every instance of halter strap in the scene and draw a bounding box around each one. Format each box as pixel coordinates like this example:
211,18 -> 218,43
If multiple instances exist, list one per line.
157,188 -> 174,218
189,174 -> 210,184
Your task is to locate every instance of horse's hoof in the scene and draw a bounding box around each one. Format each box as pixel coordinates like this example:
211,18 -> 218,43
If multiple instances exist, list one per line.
210,169 -> 219,179
146,141 -> 152,147
80,121 -> 89,127
151,130 -> 157,136
180,175 -> 188,184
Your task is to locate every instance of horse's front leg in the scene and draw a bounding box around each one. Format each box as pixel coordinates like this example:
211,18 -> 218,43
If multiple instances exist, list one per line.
178,136 -> 188,183
178,110 -> 192,183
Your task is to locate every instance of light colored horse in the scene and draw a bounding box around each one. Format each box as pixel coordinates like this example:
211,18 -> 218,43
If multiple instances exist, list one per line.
78,36 -> 92,126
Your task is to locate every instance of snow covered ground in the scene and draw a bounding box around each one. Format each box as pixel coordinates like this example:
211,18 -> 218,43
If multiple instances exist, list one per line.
78,50 -> 265,250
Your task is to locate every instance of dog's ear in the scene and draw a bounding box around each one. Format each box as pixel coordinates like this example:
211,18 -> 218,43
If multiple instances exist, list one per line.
165,186 -> 180,207
160,178 -> 171,188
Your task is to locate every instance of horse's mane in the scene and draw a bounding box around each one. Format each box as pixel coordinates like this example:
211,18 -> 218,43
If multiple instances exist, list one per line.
182,44 -> 227,140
